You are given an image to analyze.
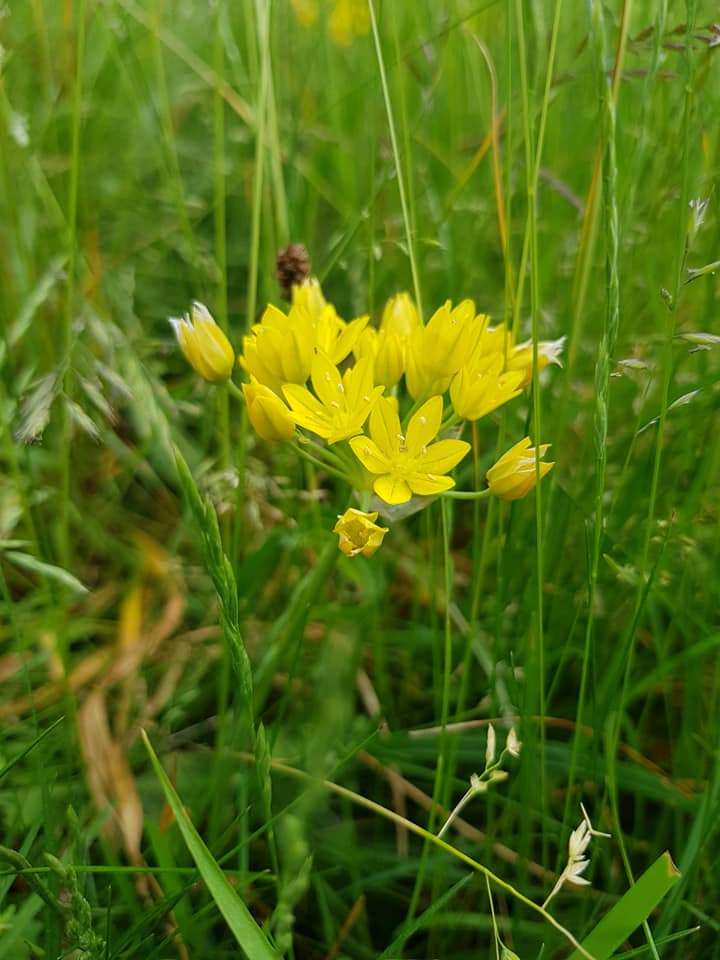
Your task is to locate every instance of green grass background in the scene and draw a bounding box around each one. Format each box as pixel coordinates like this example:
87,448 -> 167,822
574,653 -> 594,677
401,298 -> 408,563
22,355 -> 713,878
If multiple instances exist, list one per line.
1,0 -> 719,957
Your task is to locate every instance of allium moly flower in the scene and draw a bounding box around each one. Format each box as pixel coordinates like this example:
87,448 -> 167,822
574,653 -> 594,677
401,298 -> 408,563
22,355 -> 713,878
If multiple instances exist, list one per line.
329,0 -> 370,46
290,0 -> 369,47
450,351 -> 524,421
405,300 -> 487,400
240,297 -> 367,396
333,508 -> 388,558
169,302 -> 234,384
355,292 -> 421,388
506,336 -> 566,388
240,303 -> 316,395
381,292 -> 421,340
355,327 -> 405,388
349,395 -> 471,505
292,276 -> 327,320
242,377 -> 295,442
486,437 -> 554,501
282,353 -> 383,444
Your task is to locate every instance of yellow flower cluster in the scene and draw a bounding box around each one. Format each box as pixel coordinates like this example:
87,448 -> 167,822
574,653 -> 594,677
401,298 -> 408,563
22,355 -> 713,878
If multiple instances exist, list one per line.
290,0 -> 370,48
170,280 -> 562,558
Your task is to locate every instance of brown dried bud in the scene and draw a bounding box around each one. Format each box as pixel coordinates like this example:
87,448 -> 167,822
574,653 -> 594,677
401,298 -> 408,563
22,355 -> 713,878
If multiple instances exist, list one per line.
276,243 -> 311,300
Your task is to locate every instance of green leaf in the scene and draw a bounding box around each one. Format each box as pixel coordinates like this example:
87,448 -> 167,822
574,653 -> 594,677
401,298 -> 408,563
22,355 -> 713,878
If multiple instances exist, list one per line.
141,731 -> 281,960
0,717 -> 65,783
567,852 -> 681,960
5,551 -> 89,595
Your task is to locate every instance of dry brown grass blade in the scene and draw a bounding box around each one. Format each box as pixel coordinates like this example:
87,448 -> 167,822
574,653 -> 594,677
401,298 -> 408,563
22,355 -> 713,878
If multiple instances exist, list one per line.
78,688 -> 144,867
323,895 -> 366,960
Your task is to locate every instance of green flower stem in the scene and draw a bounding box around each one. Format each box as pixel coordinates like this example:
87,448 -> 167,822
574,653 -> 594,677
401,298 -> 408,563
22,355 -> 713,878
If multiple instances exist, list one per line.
442,489 -> 492,501
291,441 -> 354,485
226,379 -> 245,402
406,498 -> 455,923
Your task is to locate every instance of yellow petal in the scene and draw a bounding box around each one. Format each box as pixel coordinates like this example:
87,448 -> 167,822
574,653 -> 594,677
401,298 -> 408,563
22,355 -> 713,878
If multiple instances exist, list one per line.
349,436 -> 391,474
374,474 -> 412,505
405,395 -> 443,454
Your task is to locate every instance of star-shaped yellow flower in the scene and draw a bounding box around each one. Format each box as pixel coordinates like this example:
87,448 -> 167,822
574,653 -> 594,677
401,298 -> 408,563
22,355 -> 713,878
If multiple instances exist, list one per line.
349,395 -> 470,505
282,353 -> 383,444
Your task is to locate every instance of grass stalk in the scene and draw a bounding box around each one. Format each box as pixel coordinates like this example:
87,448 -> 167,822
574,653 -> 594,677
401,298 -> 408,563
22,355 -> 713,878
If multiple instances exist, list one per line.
367,0 -> 423,318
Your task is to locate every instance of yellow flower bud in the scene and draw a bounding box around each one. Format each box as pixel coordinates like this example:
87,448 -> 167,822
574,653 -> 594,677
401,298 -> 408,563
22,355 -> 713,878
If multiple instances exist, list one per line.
242,377 -> 295,442
291,277 -> 327,321
169,302 -> 235,384
355,327 -> 405,388
333,508 -> 388,558
486,437 -> 554,501
381,293 -> 421,340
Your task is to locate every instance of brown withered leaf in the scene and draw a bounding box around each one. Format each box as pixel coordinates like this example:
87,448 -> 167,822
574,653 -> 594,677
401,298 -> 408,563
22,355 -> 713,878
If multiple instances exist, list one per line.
78,688 -> 144,869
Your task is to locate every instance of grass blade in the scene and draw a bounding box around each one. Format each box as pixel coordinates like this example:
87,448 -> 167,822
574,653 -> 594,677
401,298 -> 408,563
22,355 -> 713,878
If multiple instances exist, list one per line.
567,852 -> 681,960
141,730 -> 281,960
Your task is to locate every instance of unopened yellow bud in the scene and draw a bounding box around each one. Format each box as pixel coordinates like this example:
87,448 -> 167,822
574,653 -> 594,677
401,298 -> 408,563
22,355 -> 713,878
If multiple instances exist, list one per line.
242,377 -> 295,441
486,437 -> 554,501
381,293 -> 421,340
169,302 -> 235,384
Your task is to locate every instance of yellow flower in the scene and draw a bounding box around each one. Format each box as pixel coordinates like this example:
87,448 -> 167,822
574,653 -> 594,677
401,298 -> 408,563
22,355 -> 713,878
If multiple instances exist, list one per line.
169,302 -> 235,384
355,327 -> 405,388
405,300 -> 488,400
289,0 -> 317,29
333,508 -> 388,558
349,395 -> 471,505
354,292 -> 420,388
315,306 -> 369,364
290,0 -> 369,46
506,336 -> 566,388
329,0 -> 370,47
450,351 -> 524,421
486,437 -> 554,501
282,353 -> 383,444
242,377 -> 295,442
381,293 -> 421,340
292,276 -> 326,320
240,303 -> 316,395
240,293 -> 367,395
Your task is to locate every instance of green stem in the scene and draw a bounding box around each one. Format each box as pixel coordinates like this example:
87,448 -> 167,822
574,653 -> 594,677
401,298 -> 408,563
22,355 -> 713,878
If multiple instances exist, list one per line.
246,0 -> 271,329
367,0 -> 423,318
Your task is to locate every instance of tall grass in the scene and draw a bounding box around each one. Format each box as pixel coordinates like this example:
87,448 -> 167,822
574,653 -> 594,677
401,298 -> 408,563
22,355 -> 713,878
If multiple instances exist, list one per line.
1,1 -> 719,957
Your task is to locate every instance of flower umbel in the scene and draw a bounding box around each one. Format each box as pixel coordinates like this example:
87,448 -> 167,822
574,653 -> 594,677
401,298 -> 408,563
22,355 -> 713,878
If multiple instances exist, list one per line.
333,508 -> 388,558
486,437 -> 554,501
350,395 -> 471,505
169,302 -> 234,383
